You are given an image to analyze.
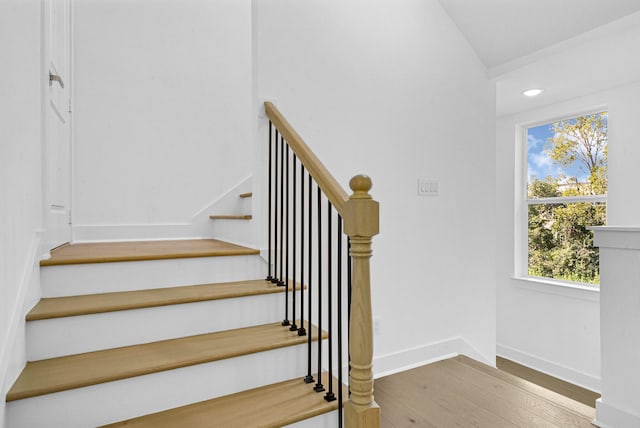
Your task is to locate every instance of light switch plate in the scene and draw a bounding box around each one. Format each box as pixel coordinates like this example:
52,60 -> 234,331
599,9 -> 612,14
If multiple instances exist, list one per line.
418,179 -> 439,196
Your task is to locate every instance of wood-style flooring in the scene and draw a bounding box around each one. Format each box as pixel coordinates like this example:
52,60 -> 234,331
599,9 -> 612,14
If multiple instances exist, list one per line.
375,355 -> 595,428
496,356 -> 600,408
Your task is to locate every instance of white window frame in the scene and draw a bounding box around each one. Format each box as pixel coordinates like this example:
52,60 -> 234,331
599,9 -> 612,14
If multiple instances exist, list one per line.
514,110 -> 607,290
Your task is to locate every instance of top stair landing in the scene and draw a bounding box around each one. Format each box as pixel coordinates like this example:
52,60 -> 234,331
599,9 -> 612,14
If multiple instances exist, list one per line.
41,239 -> 259,266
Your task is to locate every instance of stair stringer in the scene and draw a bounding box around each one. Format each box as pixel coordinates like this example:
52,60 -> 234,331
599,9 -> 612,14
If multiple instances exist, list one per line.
192,175 -> 257,247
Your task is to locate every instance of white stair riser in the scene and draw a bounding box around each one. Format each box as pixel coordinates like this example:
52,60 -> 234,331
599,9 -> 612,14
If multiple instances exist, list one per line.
8,343 -> 319,428
41,255 -> 265,297
285,409 -> 341,428
211,219 -> 256,248
27,292 -> 292,360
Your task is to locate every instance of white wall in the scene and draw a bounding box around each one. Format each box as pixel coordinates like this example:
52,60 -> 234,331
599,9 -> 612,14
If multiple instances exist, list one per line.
0,0 -> 44,425
594,229 -> 640,427
606,82 -> 640,226
72,0 -> 254,240
257,0 -> 497,372
0,5 -> 497,420
496,81 -> 640,393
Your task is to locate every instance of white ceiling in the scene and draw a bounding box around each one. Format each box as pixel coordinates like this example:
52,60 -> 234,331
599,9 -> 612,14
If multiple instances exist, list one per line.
438,0 -> 640,71
496,11 -> 640,116
437,1 -> 640,116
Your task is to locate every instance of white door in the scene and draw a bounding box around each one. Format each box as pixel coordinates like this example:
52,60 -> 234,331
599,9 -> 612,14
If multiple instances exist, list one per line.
43,0 -> 72,251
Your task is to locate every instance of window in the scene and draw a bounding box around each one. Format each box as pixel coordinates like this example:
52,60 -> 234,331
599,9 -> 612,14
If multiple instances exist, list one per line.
524,112 -> 607,286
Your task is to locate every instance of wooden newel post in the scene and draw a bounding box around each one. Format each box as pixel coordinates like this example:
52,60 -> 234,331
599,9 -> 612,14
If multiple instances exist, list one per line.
343,175 -> 380,428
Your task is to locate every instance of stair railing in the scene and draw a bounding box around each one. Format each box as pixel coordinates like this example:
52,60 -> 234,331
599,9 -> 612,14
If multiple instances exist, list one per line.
264,101 -> 380,428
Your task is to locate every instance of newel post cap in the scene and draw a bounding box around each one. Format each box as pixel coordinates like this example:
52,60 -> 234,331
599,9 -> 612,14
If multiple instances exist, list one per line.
344,175 -> 379,237
350,175 -> 373,199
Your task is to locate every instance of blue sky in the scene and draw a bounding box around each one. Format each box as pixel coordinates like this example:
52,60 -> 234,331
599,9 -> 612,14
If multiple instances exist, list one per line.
527,121 -> 586,183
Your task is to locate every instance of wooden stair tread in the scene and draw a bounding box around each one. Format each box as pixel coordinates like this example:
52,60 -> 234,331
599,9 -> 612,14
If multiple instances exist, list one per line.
209,214 -> 252,220
239,192 -> 253,198
27,279 -> 301,321
7,322 -> 324,402
454,355 -> 596,420
101,373 -> 344,428
40,239 -> 259,266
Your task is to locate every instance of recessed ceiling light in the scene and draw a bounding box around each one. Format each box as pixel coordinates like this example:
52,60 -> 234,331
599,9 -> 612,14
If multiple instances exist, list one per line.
522,88 -> 543,97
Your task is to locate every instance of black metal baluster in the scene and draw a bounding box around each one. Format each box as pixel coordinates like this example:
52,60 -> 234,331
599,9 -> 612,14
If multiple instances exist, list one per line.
266,122 -> 273,282
304,176 -> 314,385
337,215 -> 344,426
290,154 -> 298,331
347,237 -> 352,336
348,237 -> 352,395
282,144 -> 290,326
325,203 -> 336,402
299,165 -> 307,337
271,130 -> 280,284
278,135 -> 285,287
314,187 -> 325,393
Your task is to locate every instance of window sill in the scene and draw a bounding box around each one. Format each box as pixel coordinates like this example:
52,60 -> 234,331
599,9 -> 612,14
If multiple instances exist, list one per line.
511,275 -> 600,302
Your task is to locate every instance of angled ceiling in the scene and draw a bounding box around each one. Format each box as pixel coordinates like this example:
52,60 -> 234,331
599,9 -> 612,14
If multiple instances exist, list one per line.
438,0 -> 640,71
437,1 -> 640,116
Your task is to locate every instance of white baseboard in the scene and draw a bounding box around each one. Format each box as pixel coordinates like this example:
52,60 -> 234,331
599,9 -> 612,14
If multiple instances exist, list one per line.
595,398 -> 640,428
0,232 -> 42,398
497,343 -> 601,392
373,336 -> 492,379
72,223 -> 196,242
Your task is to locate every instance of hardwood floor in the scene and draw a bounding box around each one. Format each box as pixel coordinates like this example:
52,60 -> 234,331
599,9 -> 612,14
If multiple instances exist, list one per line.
496,356 -> 600,408
375,355 -> 595,428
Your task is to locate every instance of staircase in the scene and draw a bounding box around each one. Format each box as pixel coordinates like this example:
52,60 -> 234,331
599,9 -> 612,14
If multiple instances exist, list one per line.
6,101 -> 381,427
5,239 -> 339,427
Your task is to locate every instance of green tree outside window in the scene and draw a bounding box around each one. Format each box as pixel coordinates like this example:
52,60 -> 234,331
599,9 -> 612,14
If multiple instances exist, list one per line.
527,112 -> 607,285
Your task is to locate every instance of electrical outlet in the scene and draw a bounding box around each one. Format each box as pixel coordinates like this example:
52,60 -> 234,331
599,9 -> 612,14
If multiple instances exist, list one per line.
418,179 -> 439,196
373,318 -> 381,336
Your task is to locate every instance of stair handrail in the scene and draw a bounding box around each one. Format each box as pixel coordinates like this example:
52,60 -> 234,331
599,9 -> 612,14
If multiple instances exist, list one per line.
264,101 -> 381,428
264,102 -> 349,215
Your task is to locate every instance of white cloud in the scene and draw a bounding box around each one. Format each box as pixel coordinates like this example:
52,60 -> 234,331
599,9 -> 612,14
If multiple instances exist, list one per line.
527,134 -> 544,149
531,152 -> 552,169
528,152 -> 570,181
